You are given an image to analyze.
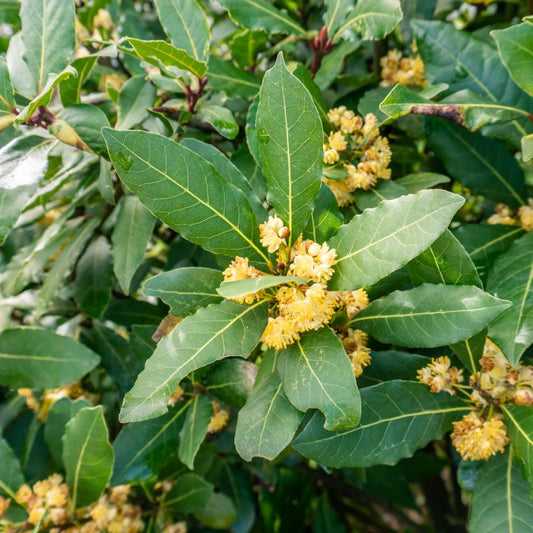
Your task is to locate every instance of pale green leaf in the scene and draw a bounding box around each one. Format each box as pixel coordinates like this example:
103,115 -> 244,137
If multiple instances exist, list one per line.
217,276 -> 307,299
116,75 -> 156,130
197,104 -> 239,139
523,134 -> 533,161
395,172 -> 450,193
0,58 -> 15,116
59,56 -> 97,107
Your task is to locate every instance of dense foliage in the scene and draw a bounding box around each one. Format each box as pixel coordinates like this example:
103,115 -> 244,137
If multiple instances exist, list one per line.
0,0 -> 532,531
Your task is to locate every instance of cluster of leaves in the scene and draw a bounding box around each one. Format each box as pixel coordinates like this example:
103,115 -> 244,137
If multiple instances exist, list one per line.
0,0 -> 532,531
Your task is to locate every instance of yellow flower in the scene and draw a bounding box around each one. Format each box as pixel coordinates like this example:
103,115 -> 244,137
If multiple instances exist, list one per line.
163,522 -> 188,533
207,401 -> 230,433
46,485 -> 69,508
15,484 -> 33,505
109,485 -> 131,506
322,177 -> 354,206
340,328 -> 371,377
451,412 -> 508,461
261,316 -> 301,350
288,239 -> 337,283
91,501 -> 117,527
0,496 -> 10,518
488,203 -> 517,226
328,131 -> 348,152
336,289 -> 369,319
416,356 -> 463,394
323,145 -> 340,165
518,200 -> 533,231
259,215 -> 290,253
222,256 -> 264,304
380,49 -> 427,88
28,505 -> 46,525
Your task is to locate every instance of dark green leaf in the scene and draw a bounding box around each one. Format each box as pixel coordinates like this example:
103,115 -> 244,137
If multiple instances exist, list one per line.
193,492 -> 237,530
354,179 -> 409,211
116,75 -> 156,130
395,172 -> 450,193
230,29 -> 268,68
303,183 -> 343,243
207,57 -> 261,99
350,284 -> 510,348
293,380 -> 469,467
163,473 -> 213,513
450,329 -> 486,375
0,327 -> 100,388
59,56 -> 97,107
103,299 -> 166,326
0,437 -> 24,499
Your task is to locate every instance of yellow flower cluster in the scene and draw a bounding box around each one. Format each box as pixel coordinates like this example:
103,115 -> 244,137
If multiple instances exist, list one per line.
451,412 -> 508,461
380,49 -> 428,88
17,382 -> 96,422
339,328 -> 372,377
322,109 -> 392,206
487,200 -> 533,232
163,523 -> 187,533
207,401 -> 230,433
223,217 -> 370,362
416,356 -> 464,395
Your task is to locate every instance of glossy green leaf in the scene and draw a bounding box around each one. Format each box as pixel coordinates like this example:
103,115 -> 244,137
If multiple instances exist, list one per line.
104,299 -> 166,326
293,381 -> 469,467
230,29 -> 268,68
408,229 -> 481,287
15,66 -> 77,123
331,0 -> 402,42
125,38 -> 207,78
0,59 -> 15,117
324,0 -> 352,37
329,190 -> 464,290
111,402 -> 188,486
217,276 -> 307,299
350,284 -> 511,348
0,327 -> 100,388
63,406 -> 113,508
59,56 -> 97,107
380,84 -> 529,130
454,224 -> 525,284
44,398 -> 91,466
120,299 -> 268,423
413,20 -> 533,144
74,236 -> 112,319
20,0 -> 75,94
178,395 -> 213,470
116,75 -> 157,130
486,232 -> 533,365
103,129 -> 270,266
450,329 -> 486,375
503,406 -> 533,496
216,0 -> 305,36
207,57 -> 261,99
278,327 -> 360,430
193,492 -> 237,530
0,437 -> 24,499
163,473 -> 213,513
395,172 -> 450,193
111,195 -> 155,295
469,450 -> 533,533
0,135 -> 50,245
354,179 -> 409,211
303,183 -> 343,243
197,104 -> 239,139
426,117 -> 527,207
235,364 -> 304,462
256,54 -> 323,242
154,0 -> 210,61
143,267 -> 223,317
492,23 -> 533,97
204,358 -> 257,407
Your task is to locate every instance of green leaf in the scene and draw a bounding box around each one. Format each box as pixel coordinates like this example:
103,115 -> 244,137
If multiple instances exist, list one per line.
154,0 -> 210,62
395,172 -> 450,193
120,299 -> 268,423
74,236 -> 112,319
6,33 -> 34,98
63,406 -> 113,509
216,0 -> 305,36
0,437 -> 24,499
349,284 -> 511,348
103,129 -> 269,265
469,450 -> 533,533
408,229 -> 481,287
324,0 -> 352,37
523,134 -> 533,162
180,137 -> 267,222
111,403 -> 188,486
111,195 -> 155,296
0,135 -> 50,245
230,29 -> 268,68
503,406 -> 533,496
51,104 -> 111,157
163,473 -> 214,513
0,58 -> 15,117
116,74 -> 156,130
143,267 -> 223,317
354,179 -> 409,211
277,327 -> 360,430
450,329 -> 486,375
124,38 -> 207,78
59,56 -> 97,107
486,232 -> 533,365
412,20 -> 533,144
0,327 -> 100,388
217,276 -> 307,299
235,364 -> 304,462
292,381 -> 469,467
197,104 -> 239,139
331,0 -> 402,42
303,183 -> 343,243
454,224 -> 525,284
178,395 -> 213,470
204,358 -> 257,407
492,23 -> 533,97
20,0 -> 75,94
380,84 -> 529,130
207,57 -> 261,99
44,398 -> 91,466
104,299 -> 166,326
329,190 -> 464,290
15,66 -> 77,123
193,492 -> 237,530
256,53 -> 323,241
426,117 -> 527,207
